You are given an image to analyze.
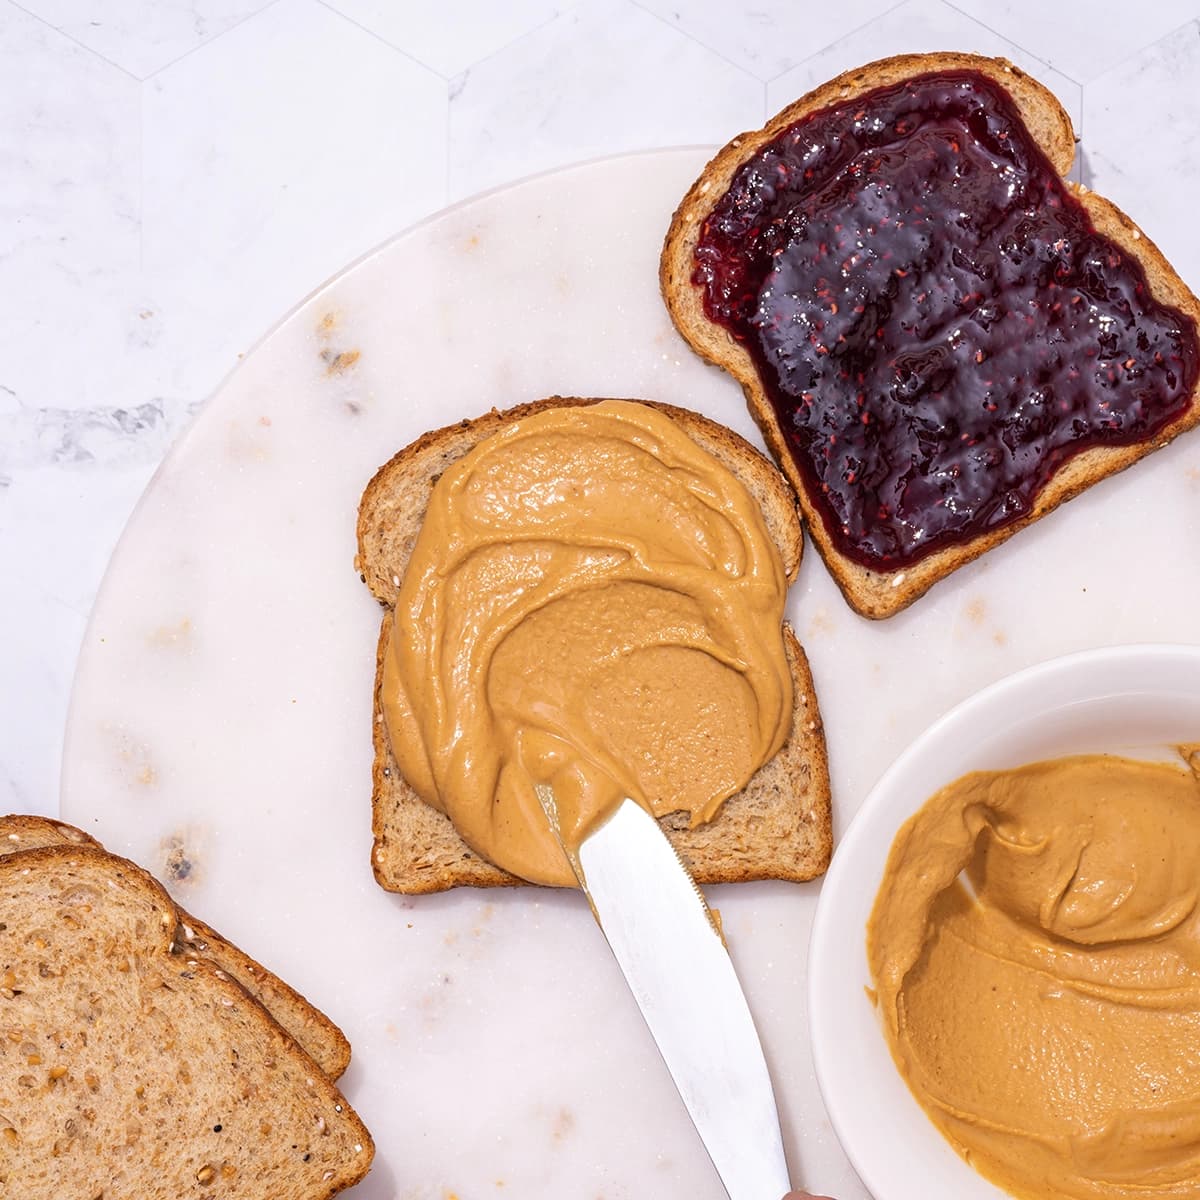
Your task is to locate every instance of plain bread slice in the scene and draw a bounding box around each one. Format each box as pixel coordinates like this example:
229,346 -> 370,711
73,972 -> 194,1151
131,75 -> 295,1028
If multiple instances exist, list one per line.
0,814 -> 351,1081
0,844 -> 372,1199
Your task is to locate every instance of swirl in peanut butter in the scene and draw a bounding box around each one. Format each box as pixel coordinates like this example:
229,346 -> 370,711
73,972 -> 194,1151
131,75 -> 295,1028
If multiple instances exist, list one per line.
382,401 -> 792,885
868,753 -> 1200,1200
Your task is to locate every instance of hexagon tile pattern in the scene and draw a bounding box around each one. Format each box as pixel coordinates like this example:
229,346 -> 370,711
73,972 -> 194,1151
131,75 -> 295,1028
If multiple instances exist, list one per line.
323,0 -> 572,78
633,0 -> 898,81
952,0 -> 1200,83
768,0 -> 1083,136
1083,19 -> 1200,290
448,0 -> 765,200
141,0 -> 448,396
0,2 -> 141,414
12,0 -> 277,80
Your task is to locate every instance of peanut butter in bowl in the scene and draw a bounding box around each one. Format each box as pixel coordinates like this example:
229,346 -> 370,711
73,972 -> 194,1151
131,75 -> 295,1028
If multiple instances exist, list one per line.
869,751 -> 1200,1200
807,644 -> 1200,1200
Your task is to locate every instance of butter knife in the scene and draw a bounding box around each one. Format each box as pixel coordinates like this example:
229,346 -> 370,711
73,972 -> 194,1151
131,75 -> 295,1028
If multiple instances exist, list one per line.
535,785 -> 791,1200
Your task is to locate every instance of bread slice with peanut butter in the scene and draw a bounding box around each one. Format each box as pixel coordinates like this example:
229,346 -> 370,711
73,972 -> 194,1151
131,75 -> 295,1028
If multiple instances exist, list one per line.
0,814 -> 350,1081
661,52 -> 1200,618
0,843 -> 373,1199
356,396 -> 832,894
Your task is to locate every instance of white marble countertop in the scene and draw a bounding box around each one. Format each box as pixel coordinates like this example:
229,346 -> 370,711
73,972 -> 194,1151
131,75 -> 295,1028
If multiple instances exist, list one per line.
4,4 -> 1200,1194
4,0 -> 1199,819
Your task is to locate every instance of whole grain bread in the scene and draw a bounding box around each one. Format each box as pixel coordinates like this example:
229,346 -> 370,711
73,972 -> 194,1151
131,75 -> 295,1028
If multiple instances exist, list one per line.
356,396 -> 832,894
661,52 -> 1200,618
0,814 -> 350,1081
0,844 -> 372,1199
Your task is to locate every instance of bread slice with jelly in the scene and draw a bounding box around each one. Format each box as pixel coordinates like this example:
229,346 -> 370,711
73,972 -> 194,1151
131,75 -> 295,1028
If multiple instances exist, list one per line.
661,52 -> 1200,618
0,814 -> 350,1080
0,843 -> 373,1199
355,396 -> 832,894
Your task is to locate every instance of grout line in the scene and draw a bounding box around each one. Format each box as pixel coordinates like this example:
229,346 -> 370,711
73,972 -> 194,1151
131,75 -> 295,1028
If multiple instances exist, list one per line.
938,0 -> 1088,173
142,0 -> 284,81
317,0 -> 591,84
764,0 -> 909,87
1078,11 -> 1200,87
7,0 -> 141,81
137,80 -> 145,273
314,0 -> 447,81
45,591 -> 91,622
1075,68 -> 1084,159
433,1 -> 584,82
445,74 -> 452,206
941,0 -> 1083,88
628,0 -> 765,84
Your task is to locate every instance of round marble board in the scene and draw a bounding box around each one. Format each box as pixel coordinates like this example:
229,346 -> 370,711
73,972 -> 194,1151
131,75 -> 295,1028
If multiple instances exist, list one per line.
62,149 -> 1200,1199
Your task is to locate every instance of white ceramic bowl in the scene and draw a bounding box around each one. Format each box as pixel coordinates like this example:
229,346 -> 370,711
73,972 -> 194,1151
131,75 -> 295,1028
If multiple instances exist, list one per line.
808,643 -> 1200,1200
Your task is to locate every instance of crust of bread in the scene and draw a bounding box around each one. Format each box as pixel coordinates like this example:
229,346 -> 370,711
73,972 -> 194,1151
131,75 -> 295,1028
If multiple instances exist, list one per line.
0,814 -> 351,1080
0,843 -> 372,1199
356,396 -> 832,893
660,52 -> 1200,618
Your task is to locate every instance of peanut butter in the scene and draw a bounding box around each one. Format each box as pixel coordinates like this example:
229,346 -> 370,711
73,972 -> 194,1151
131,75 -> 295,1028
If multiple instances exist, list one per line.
382,401 -> 792,886
868,753 -> 1200,1200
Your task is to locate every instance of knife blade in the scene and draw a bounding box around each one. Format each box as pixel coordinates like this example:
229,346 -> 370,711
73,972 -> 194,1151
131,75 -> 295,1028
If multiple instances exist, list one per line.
535,785 -> 791,1200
